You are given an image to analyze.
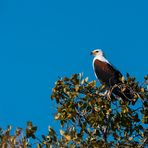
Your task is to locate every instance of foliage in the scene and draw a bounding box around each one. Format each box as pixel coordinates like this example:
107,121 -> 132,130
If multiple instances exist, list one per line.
0,74 -> 148,147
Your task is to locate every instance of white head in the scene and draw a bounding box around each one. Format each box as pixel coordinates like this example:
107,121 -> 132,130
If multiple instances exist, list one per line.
91,49 -> 110,64
91,49 -> 104,57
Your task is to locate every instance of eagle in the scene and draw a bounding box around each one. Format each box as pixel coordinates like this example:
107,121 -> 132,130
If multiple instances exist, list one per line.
91,49 -> 132,101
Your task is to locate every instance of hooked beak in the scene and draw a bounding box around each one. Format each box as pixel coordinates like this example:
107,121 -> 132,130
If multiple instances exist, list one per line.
90,51 -> 94,55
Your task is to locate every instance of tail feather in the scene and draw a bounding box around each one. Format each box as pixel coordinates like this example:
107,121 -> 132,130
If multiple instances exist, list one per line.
112,86 -> 133,101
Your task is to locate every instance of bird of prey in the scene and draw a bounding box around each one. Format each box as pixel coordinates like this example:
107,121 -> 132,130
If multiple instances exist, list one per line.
91,49 -> 132,101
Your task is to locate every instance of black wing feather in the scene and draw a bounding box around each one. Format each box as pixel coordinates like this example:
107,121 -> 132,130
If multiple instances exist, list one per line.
94,59 -> 122,86
94,59 -> 133,100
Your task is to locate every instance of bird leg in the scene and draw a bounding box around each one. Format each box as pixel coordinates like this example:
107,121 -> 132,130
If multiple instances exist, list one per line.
99,90 -> 109,97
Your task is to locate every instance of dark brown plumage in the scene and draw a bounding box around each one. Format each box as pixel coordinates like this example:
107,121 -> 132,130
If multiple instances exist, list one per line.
92,49 -> 133,101
94,59 -> 122,87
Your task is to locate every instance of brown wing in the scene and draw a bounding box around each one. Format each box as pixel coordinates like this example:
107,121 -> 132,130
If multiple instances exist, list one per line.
94,59 -> 122,87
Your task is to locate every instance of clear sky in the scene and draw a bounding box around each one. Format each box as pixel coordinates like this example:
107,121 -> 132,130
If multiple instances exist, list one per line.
0,0 -> 148,134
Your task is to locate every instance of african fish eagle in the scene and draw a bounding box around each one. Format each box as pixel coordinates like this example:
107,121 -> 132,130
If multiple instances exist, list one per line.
91,49 -> 132,101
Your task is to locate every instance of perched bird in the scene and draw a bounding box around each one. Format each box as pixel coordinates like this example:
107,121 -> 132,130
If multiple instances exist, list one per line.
91,49 -> 132,101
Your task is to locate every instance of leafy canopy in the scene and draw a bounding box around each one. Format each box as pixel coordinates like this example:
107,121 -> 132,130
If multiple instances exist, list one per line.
0,74 -> 148,147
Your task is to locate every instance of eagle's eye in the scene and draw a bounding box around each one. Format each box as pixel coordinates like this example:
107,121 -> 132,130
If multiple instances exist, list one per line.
96,51 -> 99,53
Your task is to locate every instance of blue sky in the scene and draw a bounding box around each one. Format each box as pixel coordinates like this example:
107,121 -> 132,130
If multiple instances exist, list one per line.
0,0 -> 148,134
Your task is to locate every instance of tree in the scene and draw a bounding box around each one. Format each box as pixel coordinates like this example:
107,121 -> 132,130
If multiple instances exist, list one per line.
0,74 -> 147,147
